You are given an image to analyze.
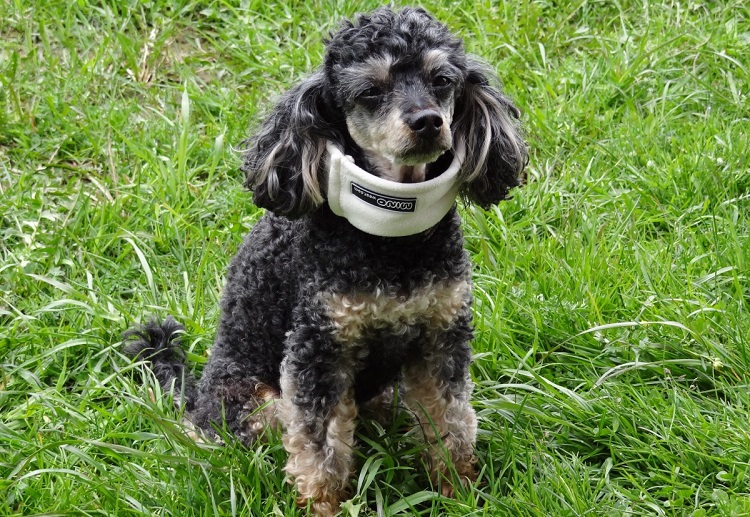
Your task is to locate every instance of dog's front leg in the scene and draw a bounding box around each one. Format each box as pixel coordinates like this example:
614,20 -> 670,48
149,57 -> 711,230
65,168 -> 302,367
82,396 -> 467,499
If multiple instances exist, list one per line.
278,329 -> 356,517
402,320 -> 478,497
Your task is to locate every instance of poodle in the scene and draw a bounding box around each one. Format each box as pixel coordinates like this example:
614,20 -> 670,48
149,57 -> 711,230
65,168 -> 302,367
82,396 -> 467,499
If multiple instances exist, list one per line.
125,6 -> 527,516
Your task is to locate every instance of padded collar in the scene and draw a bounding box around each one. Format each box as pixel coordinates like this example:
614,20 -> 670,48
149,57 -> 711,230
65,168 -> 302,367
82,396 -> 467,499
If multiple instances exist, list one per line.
326,142 -> 465,237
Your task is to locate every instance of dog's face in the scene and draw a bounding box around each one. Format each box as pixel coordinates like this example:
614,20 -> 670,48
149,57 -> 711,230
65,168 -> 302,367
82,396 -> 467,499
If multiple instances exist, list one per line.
336,49 -> 463,182
323,8 -> 470,183
243,7 -> 527,218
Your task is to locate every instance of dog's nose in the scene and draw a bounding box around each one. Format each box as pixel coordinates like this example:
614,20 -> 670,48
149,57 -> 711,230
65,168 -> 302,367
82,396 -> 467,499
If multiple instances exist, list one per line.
406,110 -> 443,138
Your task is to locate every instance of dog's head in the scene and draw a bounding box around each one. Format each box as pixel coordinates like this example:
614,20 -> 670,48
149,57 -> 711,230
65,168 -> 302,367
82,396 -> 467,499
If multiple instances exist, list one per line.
242,6 -> 527,218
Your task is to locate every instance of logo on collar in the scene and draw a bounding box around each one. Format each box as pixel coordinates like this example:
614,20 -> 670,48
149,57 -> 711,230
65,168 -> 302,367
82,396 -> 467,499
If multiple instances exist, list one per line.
351,183 -> 417,213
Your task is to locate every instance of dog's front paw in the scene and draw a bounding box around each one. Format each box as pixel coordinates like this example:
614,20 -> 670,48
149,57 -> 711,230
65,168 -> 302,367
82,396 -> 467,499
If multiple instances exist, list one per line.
436,453 -> 478,498
296,490 -> 344,517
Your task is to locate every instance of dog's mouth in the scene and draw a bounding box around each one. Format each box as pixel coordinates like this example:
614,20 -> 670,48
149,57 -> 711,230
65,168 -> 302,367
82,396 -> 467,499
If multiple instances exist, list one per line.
392,149 -> 453,183
354,133 -> 454,183
390,142 -> 453,183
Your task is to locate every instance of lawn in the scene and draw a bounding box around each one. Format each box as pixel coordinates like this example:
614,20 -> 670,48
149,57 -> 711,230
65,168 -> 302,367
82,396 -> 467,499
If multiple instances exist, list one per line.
1,0 -> 749,515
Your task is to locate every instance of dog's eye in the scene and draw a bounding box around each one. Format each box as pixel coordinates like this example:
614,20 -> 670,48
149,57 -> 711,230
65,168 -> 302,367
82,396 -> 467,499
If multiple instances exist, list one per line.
359,87 -> 382,99
432,76 -> 452,88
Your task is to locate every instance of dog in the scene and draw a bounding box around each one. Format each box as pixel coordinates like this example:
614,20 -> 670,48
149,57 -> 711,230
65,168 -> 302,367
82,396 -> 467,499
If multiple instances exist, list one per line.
125,6 -> 526,516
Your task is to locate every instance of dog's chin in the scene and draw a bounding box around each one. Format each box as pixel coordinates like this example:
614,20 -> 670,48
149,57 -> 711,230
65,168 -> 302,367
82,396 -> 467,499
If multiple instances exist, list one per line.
360,143 -> 452,183
390,148 -> 452,184
395,143 -> 451,166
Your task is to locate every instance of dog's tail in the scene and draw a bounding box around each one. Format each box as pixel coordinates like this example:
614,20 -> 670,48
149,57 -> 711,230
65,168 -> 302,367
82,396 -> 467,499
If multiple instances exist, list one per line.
123,316 -> 198,411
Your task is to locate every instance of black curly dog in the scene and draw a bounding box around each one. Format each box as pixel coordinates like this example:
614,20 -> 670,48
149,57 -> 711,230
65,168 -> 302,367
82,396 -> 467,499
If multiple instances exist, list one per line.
125,7 -> 526,515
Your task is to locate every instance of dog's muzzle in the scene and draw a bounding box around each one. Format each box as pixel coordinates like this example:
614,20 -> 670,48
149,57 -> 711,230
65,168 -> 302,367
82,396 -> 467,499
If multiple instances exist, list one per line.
326,141 -> 465,237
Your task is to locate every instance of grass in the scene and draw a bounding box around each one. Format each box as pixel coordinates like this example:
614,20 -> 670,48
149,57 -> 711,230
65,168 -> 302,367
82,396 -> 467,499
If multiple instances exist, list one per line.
1,0 -> 749,515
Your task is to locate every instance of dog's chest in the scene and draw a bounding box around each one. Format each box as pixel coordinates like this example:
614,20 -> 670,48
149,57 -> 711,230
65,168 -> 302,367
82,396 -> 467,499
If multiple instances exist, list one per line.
321,279 -> 471,345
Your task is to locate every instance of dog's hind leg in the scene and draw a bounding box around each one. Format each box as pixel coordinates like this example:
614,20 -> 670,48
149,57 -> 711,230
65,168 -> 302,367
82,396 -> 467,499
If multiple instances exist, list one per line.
190,372 -> 281,446
124,318 -> 281,445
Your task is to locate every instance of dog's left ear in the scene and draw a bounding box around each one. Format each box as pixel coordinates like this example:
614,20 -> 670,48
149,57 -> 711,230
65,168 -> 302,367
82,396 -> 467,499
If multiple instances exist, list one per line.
453,59 -> 528,208
241,71 -> 342,218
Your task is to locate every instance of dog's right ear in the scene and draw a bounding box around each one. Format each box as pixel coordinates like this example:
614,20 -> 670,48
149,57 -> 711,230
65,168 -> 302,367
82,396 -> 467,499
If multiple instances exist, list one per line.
241,71 -> 340,218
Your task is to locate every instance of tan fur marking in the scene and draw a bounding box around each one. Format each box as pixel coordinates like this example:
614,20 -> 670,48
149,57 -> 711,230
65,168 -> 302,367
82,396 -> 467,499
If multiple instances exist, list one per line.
182,417 -> 211,444
346,106 -> 410,169
402,363 -> 477,495
339,54 -> 394,87
279,367 -> 357,517
421,49 -> 451,75
242,383 -> 281,438
323,279 -> 471,345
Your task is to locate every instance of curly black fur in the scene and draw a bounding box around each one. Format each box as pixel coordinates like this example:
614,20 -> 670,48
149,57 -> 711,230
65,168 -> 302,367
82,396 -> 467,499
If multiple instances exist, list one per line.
123,316 -> 197,410
323,7 -> 463,87
126,6 -> 527,515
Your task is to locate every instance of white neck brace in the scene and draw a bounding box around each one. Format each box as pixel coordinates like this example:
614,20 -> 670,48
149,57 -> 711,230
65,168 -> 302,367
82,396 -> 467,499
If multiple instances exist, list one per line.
326,141 -> 465,237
